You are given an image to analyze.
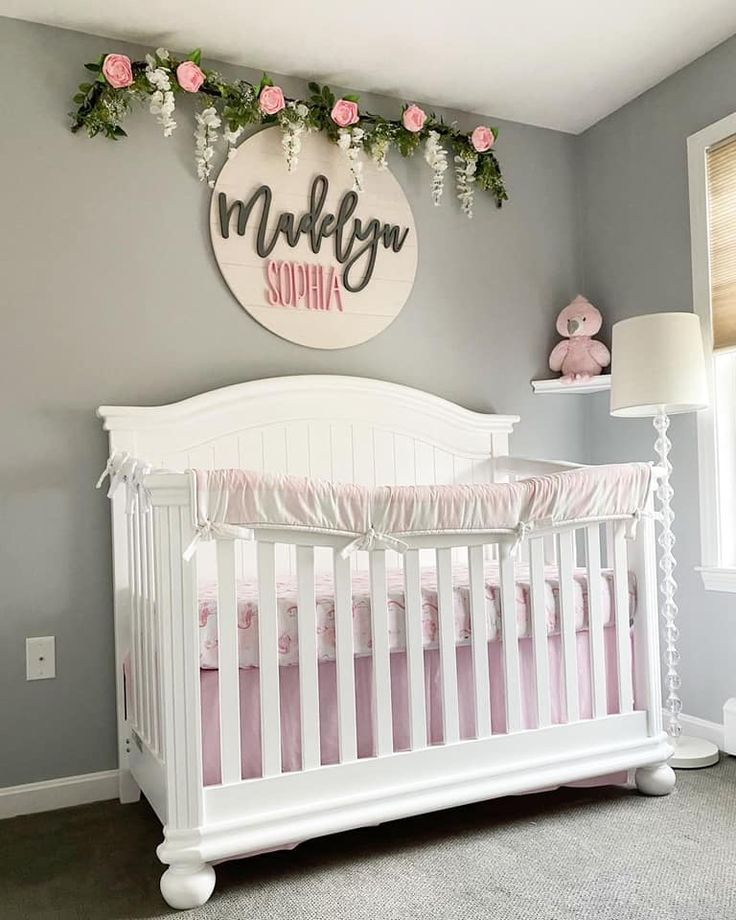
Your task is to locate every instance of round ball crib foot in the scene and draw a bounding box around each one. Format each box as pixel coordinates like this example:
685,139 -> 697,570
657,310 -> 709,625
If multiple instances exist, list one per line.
160,862 -> 216,910
635,762 -> 676,796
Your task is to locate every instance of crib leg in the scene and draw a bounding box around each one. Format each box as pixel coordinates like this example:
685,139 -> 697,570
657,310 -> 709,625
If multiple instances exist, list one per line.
635,762 -> 676,796
160,863 -> 216,910
118,768 -> 141,804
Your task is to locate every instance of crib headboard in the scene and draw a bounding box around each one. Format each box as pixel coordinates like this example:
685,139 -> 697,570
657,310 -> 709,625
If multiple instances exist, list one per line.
97,375 -> 519,487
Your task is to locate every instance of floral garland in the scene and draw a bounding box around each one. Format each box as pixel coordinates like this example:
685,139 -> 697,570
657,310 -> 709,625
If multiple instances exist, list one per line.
70,48 -> 508,215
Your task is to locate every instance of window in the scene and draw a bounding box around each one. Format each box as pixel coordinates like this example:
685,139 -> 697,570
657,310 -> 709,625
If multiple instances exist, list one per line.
688,115 -> 736,591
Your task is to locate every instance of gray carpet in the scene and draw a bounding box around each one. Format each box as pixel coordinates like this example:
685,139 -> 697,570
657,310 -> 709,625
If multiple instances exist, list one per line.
1,758 -> 734,919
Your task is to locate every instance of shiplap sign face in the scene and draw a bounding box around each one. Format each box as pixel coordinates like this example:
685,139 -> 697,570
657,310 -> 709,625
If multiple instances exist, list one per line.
210,127 -> 417,349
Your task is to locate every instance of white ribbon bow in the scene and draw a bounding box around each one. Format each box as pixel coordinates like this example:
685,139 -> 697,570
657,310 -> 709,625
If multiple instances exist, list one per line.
510,520 -> 533,558
182,522 -> 254,562
340,526 -> 409,559
96,452 -> 130,498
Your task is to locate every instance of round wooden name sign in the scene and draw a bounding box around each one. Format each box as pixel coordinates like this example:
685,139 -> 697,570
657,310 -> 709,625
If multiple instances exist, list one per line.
210,127 -> 418,349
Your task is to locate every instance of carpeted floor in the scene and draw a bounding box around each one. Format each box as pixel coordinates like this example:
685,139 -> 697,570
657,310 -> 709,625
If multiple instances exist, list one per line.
1,758 -> 734,919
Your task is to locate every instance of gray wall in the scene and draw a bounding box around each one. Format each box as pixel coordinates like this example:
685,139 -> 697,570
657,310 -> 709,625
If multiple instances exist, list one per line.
578,35 -> 736,724
0,19 -> 585,786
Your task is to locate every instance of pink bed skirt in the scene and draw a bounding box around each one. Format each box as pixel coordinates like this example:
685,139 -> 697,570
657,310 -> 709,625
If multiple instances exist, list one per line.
201,629 -> 629,787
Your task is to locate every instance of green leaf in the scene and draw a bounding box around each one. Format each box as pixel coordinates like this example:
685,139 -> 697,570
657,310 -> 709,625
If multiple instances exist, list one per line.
79,83 -> 92,92
188,48 -> 202,65
343,94 -> 359,103
113,125 -> 127,137
308,82 -> 320,94
84,62 -> 101,72
73,93 -> 86,104
96,73 -> 107,84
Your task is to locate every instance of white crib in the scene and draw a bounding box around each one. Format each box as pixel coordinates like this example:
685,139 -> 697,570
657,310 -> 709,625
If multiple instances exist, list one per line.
97,375 -> 674,910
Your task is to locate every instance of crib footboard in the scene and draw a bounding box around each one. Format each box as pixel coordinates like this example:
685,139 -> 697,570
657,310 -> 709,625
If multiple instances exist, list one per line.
117,471 -> 674,909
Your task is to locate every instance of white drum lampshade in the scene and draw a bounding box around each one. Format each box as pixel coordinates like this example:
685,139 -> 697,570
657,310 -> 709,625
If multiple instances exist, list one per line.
610,312 -> 708,417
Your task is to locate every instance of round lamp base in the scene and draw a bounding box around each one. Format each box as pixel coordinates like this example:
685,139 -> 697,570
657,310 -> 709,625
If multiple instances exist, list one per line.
669,735 -> 720,770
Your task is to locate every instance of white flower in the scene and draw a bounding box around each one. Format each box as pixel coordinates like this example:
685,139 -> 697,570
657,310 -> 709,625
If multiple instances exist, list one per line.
278,101 -> 310,172
223,125 -> 243,159
338,127 -> 365,192
155,47 -> 170,61
454,152 -> 477,218
145,65 -> 176,136
194,105 -> 221,185
370,135 -> 390,171
424,130 -> 448,206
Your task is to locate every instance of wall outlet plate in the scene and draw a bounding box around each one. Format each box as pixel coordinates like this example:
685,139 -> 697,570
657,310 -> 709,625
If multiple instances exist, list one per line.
26,636 -> 55,680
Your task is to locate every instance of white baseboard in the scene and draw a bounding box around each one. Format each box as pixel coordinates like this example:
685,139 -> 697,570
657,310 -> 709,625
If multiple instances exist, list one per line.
0,769 -> 119,820
666,711 -> 726,750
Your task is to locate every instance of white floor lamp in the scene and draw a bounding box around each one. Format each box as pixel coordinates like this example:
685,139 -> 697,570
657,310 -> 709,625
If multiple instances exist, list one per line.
610,312 -> 718,769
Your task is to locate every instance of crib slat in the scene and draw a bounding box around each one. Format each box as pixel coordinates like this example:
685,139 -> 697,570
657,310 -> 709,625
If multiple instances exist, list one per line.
216,541 -> 242,784
403,549 -> 427,750
296,546 -> 320,771
529,537 -> 551,729
585,525 -> 607,719
558,530 -> 580,722
369,550 -> 393,756
333,552 -> 357,763
436,548 -> 460,744
146,511 -> 160,757
468,545 -> 491,739
138,506 -> 152,748
127,513 -> 141,734
257,541 -> 281,777
499,546 -> 522,732
612,523 -> 634,713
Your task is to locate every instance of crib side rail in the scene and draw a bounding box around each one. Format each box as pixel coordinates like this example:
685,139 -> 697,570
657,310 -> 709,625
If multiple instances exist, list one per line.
141,473 -> 668,847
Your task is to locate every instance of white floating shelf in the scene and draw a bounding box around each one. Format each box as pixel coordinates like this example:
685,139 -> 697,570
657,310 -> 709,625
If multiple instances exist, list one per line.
531,375 -> 611,395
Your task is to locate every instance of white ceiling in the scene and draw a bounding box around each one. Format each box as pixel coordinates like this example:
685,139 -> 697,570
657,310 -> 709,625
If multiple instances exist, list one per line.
3,0 -> 736,133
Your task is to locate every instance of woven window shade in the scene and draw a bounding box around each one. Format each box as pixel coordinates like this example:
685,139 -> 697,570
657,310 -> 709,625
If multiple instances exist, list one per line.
707,136 -> 736,351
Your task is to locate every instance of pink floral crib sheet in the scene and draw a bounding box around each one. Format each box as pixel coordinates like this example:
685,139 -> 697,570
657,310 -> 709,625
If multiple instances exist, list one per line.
198,561 -> 636,670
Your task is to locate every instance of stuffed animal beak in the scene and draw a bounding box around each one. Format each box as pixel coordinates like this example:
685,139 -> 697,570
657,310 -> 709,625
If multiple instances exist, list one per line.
567,318 -> 580,334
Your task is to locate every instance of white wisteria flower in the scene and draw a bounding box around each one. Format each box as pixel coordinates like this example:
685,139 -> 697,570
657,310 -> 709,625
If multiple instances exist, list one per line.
278,101 -> 310,172
223,125 -> 243,159
370,135 -> 390,171
454,151 -> 477,218
145,65 -> 176,137
194,106 -> 222,186
338,127 -> 365,193
424,131 -> 448,206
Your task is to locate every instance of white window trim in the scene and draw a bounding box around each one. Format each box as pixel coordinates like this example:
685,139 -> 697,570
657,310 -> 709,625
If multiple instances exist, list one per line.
687,113 -> 736,593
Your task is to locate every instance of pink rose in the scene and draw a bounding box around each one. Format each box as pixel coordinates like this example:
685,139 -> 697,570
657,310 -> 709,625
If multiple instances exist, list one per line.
471,125 -> 495,153
259,85 -> 286,115
331,99 -> 359,127
102,54 -> 134,89
402,104 -> 426,133
177,61 -> 205,93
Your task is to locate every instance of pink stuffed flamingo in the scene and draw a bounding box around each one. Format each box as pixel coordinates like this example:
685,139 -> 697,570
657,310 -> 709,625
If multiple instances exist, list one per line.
549,295 -> 610,383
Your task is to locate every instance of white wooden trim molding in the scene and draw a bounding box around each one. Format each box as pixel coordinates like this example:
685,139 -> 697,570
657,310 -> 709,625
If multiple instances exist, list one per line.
0,770 -> 118,820
687,113 -> 736,580
667,710 -> 726,751
696,566 -> 736,593
531,375 -> 611,395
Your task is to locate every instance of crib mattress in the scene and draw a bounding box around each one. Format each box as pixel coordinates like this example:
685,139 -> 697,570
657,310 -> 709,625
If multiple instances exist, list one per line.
198,561 -> 636,669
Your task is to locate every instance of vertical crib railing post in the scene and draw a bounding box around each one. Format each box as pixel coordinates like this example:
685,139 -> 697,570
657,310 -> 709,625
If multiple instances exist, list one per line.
127,508 -> 141,737
467,545 -> 491,739
257,540 -> 281,778
436,547 -> 460,744
499,544 -> 521,732
628,490 -> 664,735
216,541 -> 242,784
612,522 -> 634,714
529,537 -> 551,729
369,549 -> 393,756
333,551 -> 357,763
585,524 -> 607,720
557,530 -> 580,723
296,545 -> 320,770
149,477 -> 204,832
403,549 -> 427,750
